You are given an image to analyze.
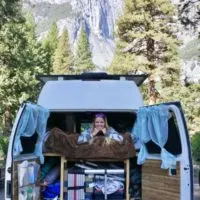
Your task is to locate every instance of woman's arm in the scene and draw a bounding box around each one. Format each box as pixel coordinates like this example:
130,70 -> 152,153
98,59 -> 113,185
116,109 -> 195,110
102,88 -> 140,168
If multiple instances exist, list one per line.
107,127 -> 123,142
77,128 -> 92,144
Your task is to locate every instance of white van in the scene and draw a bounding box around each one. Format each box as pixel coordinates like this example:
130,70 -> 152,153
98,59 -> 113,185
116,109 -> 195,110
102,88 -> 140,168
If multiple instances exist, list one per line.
5,73 -> 193,200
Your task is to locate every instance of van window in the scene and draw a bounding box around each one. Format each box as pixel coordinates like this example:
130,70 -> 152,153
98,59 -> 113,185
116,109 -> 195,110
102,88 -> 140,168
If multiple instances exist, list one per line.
75,112 -> 136,134
47,113 -> 68,131
146,115 -> 182,155
80,122 -> 91,132
20,132 -> 38,154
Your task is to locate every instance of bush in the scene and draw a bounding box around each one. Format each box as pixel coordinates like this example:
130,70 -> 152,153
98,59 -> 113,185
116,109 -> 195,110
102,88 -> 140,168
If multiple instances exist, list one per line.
0,135 -> 9,157
191,132 -> 200,163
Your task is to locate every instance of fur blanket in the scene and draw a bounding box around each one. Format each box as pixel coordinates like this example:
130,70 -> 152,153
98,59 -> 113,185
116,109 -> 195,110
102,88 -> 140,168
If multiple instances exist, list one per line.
44,127 -> 136,160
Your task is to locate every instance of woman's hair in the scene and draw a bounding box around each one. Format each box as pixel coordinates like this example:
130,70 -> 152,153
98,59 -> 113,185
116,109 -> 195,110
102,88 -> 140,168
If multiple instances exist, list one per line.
91,113 -> 109,131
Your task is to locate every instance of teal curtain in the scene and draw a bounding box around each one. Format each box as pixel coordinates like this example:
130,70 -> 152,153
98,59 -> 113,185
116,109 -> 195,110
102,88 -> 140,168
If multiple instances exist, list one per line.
13,103 -> 49,164
132,105 -> 176,169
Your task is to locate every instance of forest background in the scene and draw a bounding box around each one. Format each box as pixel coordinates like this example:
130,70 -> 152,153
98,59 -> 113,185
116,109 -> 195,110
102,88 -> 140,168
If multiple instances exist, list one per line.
0,0 -> 200,164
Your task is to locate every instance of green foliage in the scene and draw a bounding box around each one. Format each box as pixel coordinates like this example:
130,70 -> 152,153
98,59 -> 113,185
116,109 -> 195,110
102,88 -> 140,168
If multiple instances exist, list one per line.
43,22 -> 58,53
52,28 -> 74,74
109,0 -> 181,106
191,132 -> 200,163
153,81 -> 200,134
0,0 -> 23,27
108,0 -> 200,134
179,84 -> 200,133
74,27 -> 95,73
0,15 -> 49,134
42,22 -> 59,73
0,135 -> 9,156
110,0 -> 180,76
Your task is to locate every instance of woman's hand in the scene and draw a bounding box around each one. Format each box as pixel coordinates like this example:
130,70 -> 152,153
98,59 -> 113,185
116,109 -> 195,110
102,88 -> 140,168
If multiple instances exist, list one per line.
92,128 -> 99,136
102,128 -> 106,134
92,128 -> 106,136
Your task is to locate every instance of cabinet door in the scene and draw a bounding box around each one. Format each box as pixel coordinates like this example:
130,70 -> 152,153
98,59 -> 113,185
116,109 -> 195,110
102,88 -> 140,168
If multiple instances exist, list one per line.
13,156 -> 40,200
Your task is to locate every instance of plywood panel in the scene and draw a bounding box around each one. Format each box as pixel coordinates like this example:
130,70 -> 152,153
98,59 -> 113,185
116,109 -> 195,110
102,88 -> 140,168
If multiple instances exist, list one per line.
142,159 -> 180,200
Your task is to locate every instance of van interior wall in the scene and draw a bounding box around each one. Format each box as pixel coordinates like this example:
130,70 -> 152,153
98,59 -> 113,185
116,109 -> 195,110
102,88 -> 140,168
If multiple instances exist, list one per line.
47,111 -> 137,133
43,112 -> 141,198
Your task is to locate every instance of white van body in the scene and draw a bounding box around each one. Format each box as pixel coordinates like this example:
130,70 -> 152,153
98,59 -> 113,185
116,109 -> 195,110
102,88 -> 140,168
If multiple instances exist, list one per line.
5,73 -> 193,200
38,80 -> 144,111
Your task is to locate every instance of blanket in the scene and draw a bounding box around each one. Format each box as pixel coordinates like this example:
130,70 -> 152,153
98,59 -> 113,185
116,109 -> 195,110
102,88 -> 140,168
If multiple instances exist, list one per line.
44,128 -> 136,160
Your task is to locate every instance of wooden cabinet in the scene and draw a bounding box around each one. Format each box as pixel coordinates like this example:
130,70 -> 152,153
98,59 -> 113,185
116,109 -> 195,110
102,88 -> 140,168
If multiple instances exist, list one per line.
13,155 -> 40,200
44,153 -> 130,200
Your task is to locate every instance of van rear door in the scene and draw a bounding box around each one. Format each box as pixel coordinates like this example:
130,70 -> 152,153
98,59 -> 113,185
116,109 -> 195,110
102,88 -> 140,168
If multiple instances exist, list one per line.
140,102 -> 193,200
5,102 -> 49,200
5,103 -> 26,200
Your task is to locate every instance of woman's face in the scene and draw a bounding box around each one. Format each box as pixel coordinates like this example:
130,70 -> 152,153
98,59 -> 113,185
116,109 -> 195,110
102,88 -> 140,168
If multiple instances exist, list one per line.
94,117 -> 105,130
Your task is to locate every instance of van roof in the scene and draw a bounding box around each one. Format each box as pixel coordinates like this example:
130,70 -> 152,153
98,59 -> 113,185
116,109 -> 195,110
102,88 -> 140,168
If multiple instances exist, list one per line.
37,79 -> 144,111
37,73 -> 148,86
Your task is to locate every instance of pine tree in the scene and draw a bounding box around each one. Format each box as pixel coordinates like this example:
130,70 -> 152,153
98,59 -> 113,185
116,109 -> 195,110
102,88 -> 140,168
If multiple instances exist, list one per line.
42,22 -> 59,73
52,28 -> 74,74
0,15 -> 49,134
109,0 -> 180,104
74,26 -> 95,73
45,22 -> 58,53
0,0 -> 23,27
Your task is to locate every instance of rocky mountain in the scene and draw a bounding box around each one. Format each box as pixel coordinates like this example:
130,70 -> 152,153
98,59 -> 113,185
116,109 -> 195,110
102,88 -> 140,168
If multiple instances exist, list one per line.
173,0 -> 200,83
23,0 -> 123,69
23,0 -> 200,81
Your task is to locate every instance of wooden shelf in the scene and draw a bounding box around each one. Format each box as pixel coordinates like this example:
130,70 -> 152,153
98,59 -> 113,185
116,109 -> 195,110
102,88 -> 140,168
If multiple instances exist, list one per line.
44,153 -> 130,200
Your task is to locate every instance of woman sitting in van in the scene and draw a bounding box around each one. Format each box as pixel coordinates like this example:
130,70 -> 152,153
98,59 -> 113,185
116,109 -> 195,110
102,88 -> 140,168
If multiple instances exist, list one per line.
77,113 -> 123,144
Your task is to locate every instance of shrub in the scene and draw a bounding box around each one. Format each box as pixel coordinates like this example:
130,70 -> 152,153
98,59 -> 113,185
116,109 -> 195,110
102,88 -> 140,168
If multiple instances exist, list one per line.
191,132 -> 200,163
0,135 -> 9,157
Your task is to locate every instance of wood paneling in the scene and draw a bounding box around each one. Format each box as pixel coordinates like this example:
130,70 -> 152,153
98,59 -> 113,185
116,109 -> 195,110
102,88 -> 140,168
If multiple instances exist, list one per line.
142,159 -> 180,200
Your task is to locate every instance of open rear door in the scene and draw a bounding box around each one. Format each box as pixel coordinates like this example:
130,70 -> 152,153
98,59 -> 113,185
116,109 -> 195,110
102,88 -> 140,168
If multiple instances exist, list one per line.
5,102 -> 49,200
140,102 -> 193,200
5,103 -> 26,200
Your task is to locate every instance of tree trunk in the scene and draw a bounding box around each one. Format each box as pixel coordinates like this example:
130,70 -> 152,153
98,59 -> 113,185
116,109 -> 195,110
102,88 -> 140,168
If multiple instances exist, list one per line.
148,77 -> 159,105
3,109 -> 11,135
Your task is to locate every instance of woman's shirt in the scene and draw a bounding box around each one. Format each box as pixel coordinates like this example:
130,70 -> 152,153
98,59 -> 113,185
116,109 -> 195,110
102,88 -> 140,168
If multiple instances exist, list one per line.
77,127 -> 123,144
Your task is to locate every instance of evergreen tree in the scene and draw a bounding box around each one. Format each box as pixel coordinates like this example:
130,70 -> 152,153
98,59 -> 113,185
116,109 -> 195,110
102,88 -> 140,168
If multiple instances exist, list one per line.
74,26 -> 95,73
109,0 -> 180,104
176,84 -> 200,134
52,28 -> 74,74
44,22 -> 58,53
0,15 -> 49,134
42,22 -> 59,73
0,0 -> 23,27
